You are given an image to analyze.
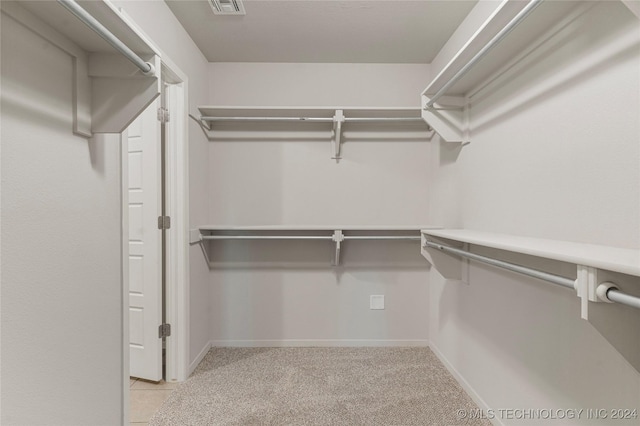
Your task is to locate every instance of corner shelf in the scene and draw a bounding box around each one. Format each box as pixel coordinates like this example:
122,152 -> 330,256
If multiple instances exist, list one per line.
2,0 -> 161,137
193,225 -> 440,266
196,106 -> 430,162
421,0 -> 590,143
421,229 -> 640,320
422,229 -> 640,277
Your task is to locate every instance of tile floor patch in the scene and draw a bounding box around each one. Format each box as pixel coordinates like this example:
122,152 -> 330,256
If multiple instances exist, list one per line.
130,389 -> 173,423
132,380 -> 179,391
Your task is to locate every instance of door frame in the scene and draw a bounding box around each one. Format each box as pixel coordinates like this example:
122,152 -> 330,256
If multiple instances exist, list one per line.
121,52 -> 189,423
161,57 -> 190,384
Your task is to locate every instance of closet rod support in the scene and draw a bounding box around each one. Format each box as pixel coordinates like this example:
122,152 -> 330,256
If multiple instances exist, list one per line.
332,230 -> 344,266
332,110 -> 345,160
57,0 -> 155,76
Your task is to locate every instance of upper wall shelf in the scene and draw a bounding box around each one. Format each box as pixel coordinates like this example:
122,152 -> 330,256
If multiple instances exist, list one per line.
196,106 -> 431,162
1,0 -> 161,136
420,0 -> 592,143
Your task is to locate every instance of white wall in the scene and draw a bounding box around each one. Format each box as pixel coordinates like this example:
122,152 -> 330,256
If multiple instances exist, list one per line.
1,12 -> 123,425
1,1 -> 213,423
112,0 -> 213,370
210,63 -> 429,107
427,2 -> 640,424
207,63 -> 432,344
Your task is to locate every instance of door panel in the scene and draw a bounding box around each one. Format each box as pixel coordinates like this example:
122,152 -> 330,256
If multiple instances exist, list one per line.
127,100 -> 162,382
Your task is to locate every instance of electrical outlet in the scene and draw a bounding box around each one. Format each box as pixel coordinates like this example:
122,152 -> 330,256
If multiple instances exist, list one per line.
370,295 -> 384,310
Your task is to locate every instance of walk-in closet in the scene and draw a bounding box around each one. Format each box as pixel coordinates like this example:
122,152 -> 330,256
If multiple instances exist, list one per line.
2,0 -> 639,424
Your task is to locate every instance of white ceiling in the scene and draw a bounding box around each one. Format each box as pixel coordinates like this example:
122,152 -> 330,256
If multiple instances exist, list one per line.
165,0 -> 477,63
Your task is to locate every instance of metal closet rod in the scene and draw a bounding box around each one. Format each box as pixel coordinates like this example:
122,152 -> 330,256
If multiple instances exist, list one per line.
201,117 -> 334,123
424,240 -> 640,310
201,235 -> 421,240
199,116 -> 425,123
344,236 -> 421,240
57,0 -> 155,76
346,118 -> 425,123
201,235 -> 333,240
425,0 -> 543,109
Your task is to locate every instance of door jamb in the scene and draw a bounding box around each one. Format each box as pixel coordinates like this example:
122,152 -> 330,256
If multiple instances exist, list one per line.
120,53 -> 189,424
161,57 -> 190,384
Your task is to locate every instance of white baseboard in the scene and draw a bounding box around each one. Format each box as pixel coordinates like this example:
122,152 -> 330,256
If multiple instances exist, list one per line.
429,344 -> 503,426
210,339 -> 429,347
188,340 -> 212,376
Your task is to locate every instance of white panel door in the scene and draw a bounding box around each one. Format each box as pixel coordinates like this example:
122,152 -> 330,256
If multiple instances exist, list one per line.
128,100 -> 162,381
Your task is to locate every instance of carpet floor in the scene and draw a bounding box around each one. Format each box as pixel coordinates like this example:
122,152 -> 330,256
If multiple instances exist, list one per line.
149,347 -> 491,426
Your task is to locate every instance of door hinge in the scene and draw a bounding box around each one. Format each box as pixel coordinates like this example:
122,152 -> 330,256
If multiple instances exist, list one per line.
159,323 -> 171,338
158,215 -> 171,230
157,107 -> 170,123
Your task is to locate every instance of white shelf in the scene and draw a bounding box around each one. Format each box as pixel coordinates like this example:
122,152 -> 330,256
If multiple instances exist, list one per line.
196,106 -> 429,162
2,0 -> 161,136
197,106 -> 424,119
200,225 -> 438,232
422,229 -> 640,278
420,0 -> 588,143
194,225 -> 439,266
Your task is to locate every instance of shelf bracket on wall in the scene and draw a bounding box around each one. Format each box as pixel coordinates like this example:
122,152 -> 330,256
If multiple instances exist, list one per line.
421,234 -> 469,283
332,230 -> 344,266
332,110 -> 345,162
421,95 -> 469,144
575,265 -> 601,320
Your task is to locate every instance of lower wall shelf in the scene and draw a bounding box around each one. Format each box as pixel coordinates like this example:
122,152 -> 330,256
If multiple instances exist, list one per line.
192,225 -> 439,266
421,228 -> 640,373
421,229 -> 640,319
422,229 -> 640,277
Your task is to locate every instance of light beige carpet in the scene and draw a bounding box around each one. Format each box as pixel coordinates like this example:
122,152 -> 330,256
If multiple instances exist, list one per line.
150,347 -> 491,426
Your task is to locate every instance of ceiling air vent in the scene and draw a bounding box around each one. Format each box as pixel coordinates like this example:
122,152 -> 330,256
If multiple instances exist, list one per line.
209,0 -> 246,15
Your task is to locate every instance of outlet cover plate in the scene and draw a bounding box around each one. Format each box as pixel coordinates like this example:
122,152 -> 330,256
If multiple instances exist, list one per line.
370,295 -> 384,310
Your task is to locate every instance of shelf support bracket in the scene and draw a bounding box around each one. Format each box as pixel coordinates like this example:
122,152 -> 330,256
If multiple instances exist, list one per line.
332,230 -> 344,266
462,98 -> 471,146
575,265 -> 600,320
421,235 -> 469,283
421,95 -> 468,144
332,109 -> 345,161
622,0 -> 640,20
